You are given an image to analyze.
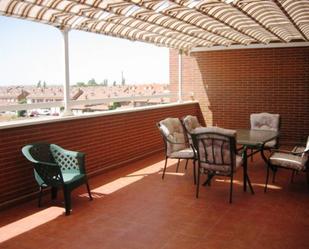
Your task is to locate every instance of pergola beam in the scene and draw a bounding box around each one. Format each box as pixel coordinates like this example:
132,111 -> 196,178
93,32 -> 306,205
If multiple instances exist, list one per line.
191,41 -> 309,52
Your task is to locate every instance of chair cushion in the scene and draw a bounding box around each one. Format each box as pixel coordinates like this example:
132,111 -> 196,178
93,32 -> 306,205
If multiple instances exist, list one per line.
183,115 -> 202,133
159,118 -> 187,156
250,113 -> 280,132
270,152 -> 306,171
193,126 -> 236,137
200,155 -> 242,175
169,148 -> 194,159
264,139 -> 277,148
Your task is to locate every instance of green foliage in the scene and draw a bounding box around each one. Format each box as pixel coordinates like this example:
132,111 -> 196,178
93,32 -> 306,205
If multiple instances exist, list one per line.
76,82 -> 86,87
43,81 -> 47,88
17,98 -> 27,117
37,80 -> 41,88
108,102 -> 121,110
88,78 -> 98,86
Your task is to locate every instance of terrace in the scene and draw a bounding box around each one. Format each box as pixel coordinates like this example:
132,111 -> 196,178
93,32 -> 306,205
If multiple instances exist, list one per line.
0,0 -> 309,248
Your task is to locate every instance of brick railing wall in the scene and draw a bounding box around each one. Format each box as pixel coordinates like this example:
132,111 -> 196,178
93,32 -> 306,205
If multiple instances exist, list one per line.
0,102 -> 204,208
170,47 -> 309,145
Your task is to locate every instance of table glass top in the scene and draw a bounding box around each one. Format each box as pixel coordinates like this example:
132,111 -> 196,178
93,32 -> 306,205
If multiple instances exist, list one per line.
236,129 -> 279,146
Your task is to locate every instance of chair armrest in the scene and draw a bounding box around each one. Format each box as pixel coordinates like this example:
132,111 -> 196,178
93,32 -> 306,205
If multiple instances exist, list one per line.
271,149 -> 303,156
164,136 -> 187,145
37,161 -> 59,167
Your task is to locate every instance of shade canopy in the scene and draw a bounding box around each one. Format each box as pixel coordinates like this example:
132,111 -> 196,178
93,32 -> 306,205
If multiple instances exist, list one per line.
0,0 -> 309,51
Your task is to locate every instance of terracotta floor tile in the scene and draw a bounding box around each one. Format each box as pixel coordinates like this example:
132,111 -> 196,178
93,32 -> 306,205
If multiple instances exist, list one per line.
1,152 -> 309,249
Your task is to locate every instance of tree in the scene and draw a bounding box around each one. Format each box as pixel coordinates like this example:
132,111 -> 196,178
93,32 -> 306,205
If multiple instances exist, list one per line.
17,98 -> 27,117
76,82 -> 86,87
37,80 -> 41,88
43,81 -> 47,88
113,81 -> 116,86
108,102 -> 121,110
88,78 -> 98,86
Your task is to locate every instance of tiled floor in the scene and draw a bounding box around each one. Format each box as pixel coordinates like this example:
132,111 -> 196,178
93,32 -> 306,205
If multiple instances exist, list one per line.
1,152 -> 309,249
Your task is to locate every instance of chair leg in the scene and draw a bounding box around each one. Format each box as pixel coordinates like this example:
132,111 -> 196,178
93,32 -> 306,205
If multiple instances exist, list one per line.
193,160 -> 196,185
306,168 -> 309,190
291,170 -> 295,183
251,148 -> 253,162
63,187 -> 72,216
38,186 -> 44,207
229,174 -> 234,204
51,186 -> 58,200
196,166 -> 201,198
264,163 -> 270,193
176,159 -> 180,173
162,157 -> 168,179
185,159 -> 189,170
202,174 -> 214,186
86,181 -> 93,201
272,167 -> 277,183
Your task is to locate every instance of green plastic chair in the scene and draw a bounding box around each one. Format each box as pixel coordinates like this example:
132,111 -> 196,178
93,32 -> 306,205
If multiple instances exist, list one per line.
22,143 -> 93,215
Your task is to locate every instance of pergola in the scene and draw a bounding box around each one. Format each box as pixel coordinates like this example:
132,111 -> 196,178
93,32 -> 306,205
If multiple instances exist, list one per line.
1,0 -> 309,113
1,0 -> 309,50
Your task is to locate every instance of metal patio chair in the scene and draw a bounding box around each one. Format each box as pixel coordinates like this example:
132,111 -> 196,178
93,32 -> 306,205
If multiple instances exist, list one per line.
181,115 -> 203,146
191,127 -> 248,203
22,143 -> 93,215
250,112 -> 280,150
157,117 -> 196,183
264,136 -> 309,192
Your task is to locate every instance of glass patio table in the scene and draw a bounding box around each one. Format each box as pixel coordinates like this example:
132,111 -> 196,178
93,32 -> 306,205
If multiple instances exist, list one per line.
236,129 -> 279,193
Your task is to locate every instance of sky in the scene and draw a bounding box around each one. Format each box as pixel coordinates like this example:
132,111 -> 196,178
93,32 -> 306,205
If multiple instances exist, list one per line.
0,16 -> 169,86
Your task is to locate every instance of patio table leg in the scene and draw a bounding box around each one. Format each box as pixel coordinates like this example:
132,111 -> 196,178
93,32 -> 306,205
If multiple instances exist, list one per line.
243,146 -> 248,192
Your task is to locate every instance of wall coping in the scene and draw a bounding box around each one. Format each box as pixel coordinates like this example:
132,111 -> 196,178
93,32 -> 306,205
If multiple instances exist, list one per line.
0,101 -> 198,130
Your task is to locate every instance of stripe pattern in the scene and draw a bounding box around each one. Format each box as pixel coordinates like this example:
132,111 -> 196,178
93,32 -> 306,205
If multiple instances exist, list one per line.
0,0 -> 308,51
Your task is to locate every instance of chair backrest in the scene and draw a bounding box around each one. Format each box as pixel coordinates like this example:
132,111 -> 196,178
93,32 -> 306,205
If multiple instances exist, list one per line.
22,143 -> 61,186
250,113 -> 280,132
22,143 -> 55,164
182,115 -> 202,133
157,117 -> 187,156
50,144 -> 81,174
191,127 -> 237,172
182,115 -> 202,145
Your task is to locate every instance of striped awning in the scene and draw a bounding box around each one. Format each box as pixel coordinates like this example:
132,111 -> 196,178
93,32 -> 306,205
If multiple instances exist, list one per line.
0,0 -> 308,51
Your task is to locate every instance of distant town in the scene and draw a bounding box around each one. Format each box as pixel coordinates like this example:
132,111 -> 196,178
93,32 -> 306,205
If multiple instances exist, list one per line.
0,81 -> 170,122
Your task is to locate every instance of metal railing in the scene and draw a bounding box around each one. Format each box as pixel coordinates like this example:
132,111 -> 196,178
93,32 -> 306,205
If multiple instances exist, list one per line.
0,93 -> 173,112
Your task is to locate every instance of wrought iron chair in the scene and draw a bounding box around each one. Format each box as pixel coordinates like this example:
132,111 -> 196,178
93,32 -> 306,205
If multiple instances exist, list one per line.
181,115 -> 203,146
157,117 -> 196,183
264,136 -> 309,192
250,112 -> 280,149
191,127 -> 247,203
250,112 -> 280,180
22,143 -> 93,215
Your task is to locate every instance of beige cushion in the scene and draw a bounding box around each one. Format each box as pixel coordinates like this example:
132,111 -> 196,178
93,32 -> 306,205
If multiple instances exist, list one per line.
170,148 -> 194,159
159,118 -> 186,156
193,126 -> 236,137
250,113 -> 280,148
264,140 -> 277,148
270,152 -> 307,171
183,115 -> 202,133
200,155 -> 242,175
250,113 -> 280,132
193,126 -> 239,175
